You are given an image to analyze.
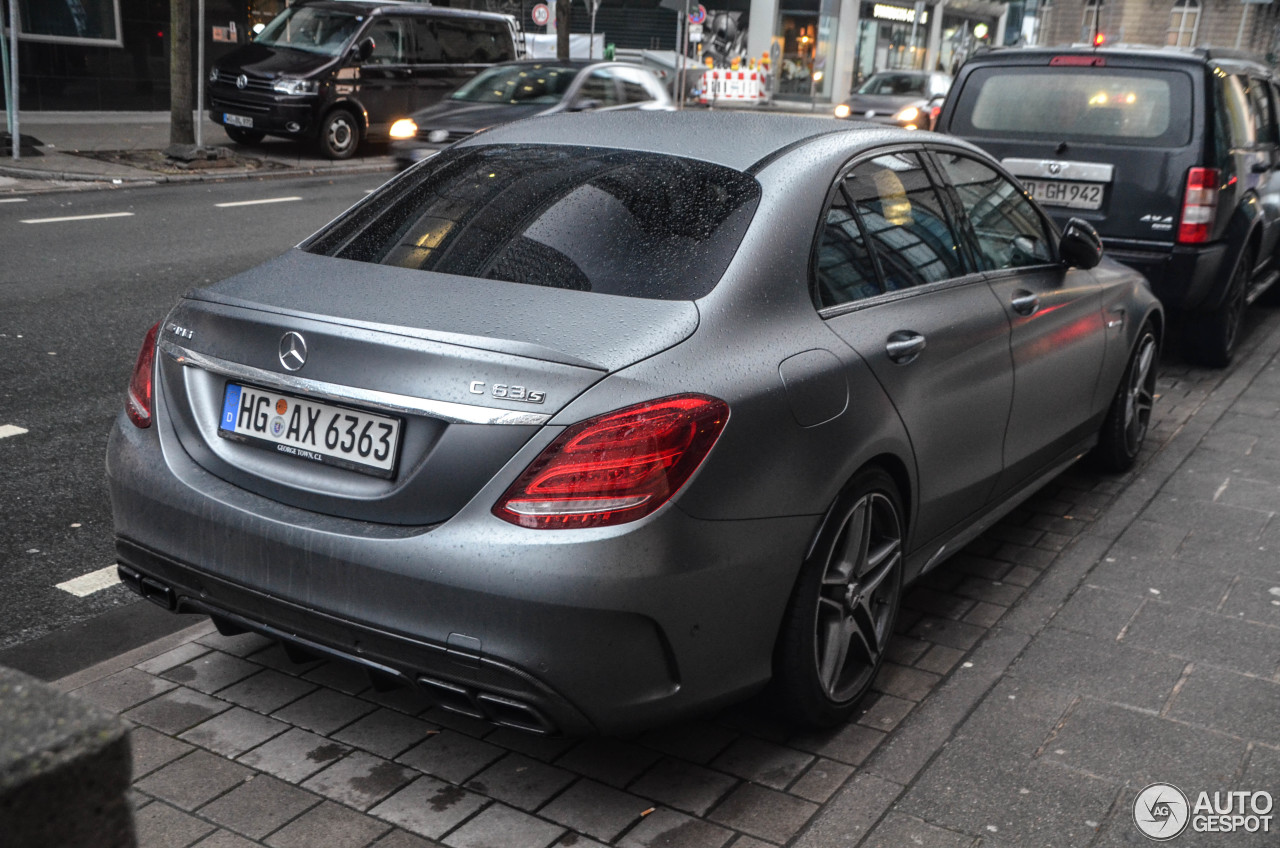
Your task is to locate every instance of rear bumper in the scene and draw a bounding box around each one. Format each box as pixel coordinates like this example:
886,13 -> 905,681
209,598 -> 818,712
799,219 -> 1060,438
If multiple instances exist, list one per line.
1105,240 -> 1228,312
106,401 -> 814,734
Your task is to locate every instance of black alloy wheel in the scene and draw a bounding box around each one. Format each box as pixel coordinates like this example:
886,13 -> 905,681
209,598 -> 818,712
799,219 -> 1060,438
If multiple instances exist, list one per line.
774,467 -> 904,726
1188,246 -> 1252,367
319,109 -> 360,160
1094,322 -> 1158,472
224,126 -> 265,145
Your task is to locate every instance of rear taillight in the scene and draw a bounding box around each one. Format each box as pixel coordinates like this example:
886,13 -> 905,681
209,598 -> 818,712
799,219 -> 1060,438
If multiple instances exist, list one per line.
493,394 -> 730,529
1178,167 -> 1219,244
126,322 -> 160,429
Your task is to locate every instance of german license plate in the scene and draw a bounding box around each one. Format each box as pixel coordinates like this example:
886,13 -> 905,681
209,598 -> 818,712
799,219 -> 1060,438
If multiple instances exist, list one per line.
224,113 -> 253,128
1021,179 -> 1104,210
218,383 -> 401,478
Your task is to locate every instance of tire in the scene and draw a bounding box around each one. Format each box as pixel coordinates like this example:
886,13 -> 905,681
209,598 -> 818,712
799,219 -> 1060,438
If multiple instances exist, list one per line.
224,126 -> 265,145
318,109 -> 360,160
1185,245 -> 1252,368
773,467 -> 904,727
1093,322 -> 1159,473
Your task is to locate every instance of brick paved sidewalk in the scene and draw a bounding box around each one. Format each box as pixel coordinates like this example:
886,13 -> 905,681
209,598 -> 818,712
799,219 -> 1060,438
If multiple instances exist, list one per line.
59,310 -> 1280,848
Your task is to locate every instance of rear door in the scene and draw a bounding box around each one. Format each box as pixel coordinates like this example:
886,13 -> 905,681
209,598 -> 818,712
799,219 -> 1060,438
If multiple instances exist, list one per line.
931,149 -> 1106,494
817,149 -> 1014,548
944,57 -> 1200,247
1246,74 -> 1280,262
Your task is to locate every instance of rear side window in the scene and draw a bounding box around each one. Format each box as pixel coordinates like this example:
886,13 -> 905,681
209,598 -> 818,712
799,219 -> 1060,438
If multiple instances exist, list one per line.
952,66 -> 1194,147
428,18 -> 515,63
1219,73 -> 1255,147
814,151 -> 967,308
304,145 -> 761,301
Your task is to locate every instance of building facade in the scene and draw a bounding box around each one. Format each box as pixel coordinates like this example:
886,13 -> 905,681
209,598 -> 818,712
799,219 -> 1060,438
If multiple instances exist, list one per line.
1039,0 -> 1280,56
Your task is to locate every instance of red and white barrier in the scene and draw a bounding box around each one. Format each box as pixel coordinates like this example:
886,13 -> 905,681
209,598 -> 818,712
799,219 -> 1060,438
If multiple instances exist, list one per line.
699,69 -> 768,106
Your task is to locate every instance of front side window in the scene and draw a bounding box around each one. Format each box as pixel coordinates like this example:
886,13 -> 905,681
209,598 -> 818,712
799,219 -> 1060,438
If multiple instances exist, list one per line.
935,152 -> 1055,272
304,145 -> 761,301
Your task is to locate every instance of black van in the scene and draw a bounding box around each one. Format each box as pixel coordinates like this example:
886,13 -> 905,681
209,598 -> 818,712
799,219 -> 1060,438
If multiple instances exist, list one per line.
208,0 -> 520,160
938,46 -> 1280,365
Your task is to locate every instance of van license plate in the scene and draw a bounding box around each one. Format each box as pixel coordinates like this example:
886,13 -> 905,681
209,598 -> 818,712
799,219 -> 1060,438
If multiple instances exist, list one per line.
1021,179 -> 1104,211
224,113 -> 254,128
218,383 -> 401,479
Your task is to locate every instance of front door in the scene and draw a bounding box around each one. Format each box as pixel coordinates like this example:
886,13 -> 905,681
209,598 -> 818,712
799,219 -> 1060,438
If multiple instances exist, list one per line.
356,16 -> 415,137
933,150 -> 1106,494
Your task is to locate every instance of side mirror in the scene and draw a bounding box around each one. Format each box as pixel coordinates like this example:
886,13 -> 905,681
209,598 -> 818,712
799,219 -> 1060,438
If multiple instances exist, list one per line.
568,97 -> 602,113
352,37 -> 375,62
1059,217 -> 1103,269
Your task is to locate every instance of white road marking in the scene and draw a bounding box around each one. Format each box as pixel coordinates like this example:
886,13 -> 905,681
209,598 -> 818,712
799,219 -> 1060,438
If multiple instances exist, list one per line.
57,564 -> 122,597
0,424 -> 29,439
214,196 -> 302,208
21,211 -> 135,224
0,197 -> 29,203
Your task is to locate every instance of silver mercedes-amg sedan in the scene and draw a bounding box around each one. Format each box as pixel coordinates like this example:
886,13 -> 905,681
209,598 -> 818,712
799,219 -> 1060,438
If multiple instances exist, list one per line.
107,111 -> 1162,735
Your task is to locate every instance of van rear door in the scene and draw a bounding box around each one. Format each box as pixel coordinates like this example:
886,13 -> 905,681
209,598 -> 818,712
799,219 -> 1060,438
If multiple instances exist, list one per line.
943,58 -> 1202,247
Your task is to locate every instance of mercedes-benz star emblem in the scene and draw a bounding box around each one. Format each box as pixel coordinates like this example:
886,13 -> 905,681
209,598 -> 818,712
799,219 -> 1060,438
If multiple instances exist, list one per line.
278,332 -> 308,372
236,74 -> 248,90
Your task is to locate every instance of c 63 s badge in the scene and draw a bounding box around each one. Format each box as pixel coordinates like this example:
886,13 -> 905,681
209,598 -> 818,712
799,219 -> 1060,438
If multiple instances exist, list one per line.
469,381 -> 546,404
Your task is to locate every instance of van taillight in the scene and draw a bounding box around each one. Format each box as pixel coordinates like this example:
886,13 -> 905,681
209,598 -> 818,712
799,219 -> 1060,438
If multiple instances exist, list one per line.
493,394 -> 729,529
126,322 -> 160,429
1178,167 -> 1219,244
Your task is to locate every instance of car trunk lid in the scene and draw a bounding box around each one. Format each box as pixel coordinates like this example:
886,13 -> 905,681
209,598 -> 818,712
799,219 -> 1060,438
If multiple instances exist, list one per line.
157,250 -> 699,525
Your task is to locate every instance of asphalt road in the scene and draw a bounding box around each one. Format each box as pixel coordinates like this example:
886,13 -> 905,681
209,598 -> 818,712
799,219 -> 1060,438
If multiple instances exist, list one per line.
0,173 -> 391,671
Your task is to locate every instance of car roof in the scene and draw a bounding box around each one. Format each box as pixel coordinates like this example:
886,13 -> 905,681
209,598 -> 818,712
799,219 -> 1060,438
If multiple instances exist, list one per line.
456,110 -> 866,172
964,44 -> 1270,72
297,0 -> 514,22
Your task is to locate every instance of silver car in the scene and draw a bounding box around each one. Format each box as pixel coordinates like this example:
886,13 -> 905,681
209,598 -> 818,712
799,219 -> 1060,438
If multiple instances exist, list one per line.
108,112 -> 1161,735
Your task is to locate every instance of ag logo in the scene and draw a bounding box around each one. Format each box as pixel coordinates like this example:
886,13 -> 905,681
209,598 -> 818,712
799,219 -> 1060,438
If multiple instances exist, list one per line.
1134,783 -> 1190,841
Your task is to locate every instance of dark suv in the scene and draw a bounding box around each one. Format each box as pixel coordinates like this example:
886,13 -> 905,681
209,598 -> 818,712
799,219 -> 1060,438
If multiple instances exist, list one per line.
938,46 -> 1280,365
209,1 -> 520,160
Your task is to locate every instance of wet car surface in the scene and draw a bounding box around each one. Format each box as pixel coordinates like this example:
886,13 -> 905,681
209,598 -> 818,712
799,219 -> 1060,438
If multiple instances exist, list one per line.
108,111 -> 1162,735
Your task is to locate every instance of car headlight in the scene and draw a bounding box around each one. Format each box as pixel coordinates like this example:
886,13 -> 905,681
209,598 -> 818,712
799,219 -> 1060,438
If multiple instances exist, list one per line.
834,103 -> 851,119
894,106 -> 920,123
389,119 -> 418,140
272,78 -> 318,95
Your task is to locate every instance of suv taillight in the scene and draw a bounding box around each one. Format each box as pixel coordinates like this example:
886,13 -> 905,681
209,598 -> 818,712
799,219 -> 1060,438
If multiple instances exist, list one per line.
1178,167 -> 1219,244
126,322 -> 160,429
493,394 -> 730,529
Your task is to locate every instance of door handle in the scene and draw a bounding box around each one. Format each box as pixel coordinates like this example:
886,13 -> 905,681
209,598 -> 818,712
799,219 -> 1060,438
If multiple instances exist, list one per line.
1011,290 -> 1040,316
885,331 -> 927,364
1252,160 -> 1271,174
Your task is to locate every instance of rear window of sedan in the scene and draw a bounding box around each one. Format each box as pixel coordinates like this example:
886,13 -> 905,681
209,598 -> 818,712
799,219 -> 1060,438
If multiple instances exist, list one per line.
305,144 -> 762,300
952,66 -> 1193,147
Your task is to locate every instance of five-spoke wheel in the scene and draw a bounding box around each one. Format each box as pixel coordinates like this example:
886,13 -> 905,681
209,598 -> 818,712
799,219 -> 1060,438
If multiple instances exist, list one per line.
775,467 -> 904,726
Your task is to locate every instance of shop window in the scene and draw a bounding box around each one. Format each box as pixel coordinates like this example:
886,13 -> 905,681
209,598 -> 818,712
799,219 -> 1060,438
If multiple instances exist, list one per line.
1167,0 -> 1199,47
